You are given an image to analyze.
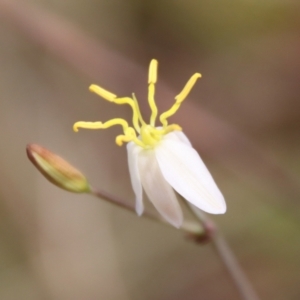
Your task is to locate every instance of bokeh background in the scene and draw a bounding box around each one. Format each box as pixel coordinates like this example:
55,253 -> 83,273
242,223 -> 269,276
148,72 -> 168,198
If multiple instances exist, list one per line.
0,0 -> 300,299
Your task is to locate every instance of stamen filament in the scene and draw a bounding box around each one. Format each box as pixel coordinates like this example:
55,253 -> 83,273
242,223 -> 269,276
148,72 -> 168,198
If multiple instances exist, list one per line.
175,73 -> 201,103
148,59 -> 159,127
116,127 -> 145,148
116,134 -> 133,146
163,124 -> 182,135
160,73 -> 201,127
132,93 -> 146,127
159,102 -> 180,127
148,83 -> 158,127
73,121 -> 103,132
73,118 -> 129,134
74,59 -> 201,148
114,97 -> 142,133
116,135 -> 145,148
90,84 -> 145,134
100,119 -> 129,132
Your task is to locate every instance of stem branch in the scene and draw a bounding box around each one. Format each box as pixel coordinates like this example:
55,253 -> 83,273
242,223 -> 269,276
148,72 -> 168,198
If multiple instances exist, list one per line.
186,204 -> 260,300
90,188 -> 203,236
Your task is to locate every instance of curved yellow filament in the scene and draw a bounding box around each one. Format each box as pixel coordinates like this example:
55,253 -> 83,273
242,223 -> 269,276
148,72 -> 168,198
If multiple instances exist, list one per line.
74,59 -> 201,148
175,73 -> 201,103
113,97 -> 141,133
100,119 -> 129,132
160,73 -> 201,127
116,127 -> 145,147
116,135 -> 145,148
73,121 -> 103,132
73,119 -> 129,134
159,102 -> 180,128
148,83 -> 158,127
89,85 -> 145,133
163,124 -> 182,135
132,94 -> 146,127
116,135 -> 133,146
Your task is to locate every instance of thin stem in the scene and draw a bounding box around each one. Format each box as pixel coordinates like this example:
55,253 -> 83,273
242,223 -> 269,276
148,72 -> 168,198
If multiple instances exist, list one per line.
93,187 -> 259,300
90,188 -> 203,236
186,203 -> 260,300
212,234 -> 259,300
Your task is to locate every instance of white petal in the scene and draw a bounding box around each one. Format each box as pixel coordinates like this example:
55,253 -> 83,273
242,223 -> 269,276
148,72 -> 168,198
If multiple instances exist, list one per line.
138,149 -> 183,228
155,138 -> 226,214
127,142 -> 144,215
155,127 -> 192,147
164,130 -> 192,147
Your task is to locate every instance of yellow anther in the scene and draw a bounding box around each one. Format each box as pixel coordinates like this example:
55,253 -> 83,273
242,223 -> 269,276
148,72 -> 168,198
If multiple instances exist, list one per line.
148,59 -> 158,84
73,121 -> 103,132
89,84 -> 117,101
160,73 -> 201,127
175,73 -> 201,103
111,97 -> 130,105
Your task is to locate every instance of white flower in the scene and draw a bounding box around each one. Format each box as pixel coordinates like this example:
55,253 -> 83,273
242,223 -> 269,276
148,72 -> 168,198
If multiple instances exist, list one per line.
73,59 -> 226,228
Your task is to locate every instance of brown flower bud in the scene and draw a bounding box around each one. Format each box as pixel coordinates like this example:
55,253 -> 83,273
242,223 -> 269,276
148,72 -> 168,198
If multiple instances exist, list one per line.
26,144 -> 90,193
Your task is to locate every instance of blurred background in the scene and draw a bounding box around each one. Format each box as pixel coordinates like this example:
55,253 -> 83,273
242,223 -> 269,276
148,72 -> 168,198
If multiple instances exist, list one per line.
0,0 -> 300,299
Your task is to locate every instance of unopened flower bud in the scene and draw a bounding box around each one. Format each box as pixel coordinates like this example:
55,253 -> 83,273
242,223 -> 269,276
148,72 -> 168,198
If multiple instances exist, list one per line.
26,144 -> 90,193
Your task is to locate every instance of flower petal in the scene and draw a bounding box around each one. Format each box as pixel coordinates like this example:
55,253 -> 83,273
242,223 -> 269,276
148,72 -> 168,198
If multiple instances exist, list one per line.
127,142 -> 144,215
164,130 -> 192,147
155,138 -> 226,214
138,149 -> 183,228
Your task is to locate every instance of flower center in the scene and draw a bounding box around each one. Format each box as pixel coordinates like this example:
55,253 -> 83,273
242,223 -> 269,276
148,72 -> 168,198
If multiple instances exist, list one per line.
73,59 -> 201,149
141,125 -> 161,147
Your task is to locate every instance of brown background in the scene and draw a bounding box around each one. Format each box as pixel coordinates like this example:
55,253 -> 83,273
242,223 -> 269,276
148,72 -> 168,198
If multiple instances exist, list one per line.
0,0 -> 300,299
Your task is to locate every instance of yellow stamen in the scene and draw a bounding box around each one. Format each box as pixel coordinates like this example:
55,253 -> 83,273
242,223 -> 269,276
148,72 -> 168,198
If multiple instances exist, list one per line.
116,135 -> 133,146
160,73 -> 201,127
89,84 -> 117,101
113,97 -> 142,133
148,59 -> 158,84
73,119 -> 129,133
132,94 -> 146,127
73,121 -> 103,132
163,124 -> 182,135
148,59 -> 158,126
74,59 -> 201,148
89,85 -> 145,133
116,127 -> 145,147
148,83 -> 158,126
116,135 -> 144,148
175,73 -> 202,103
